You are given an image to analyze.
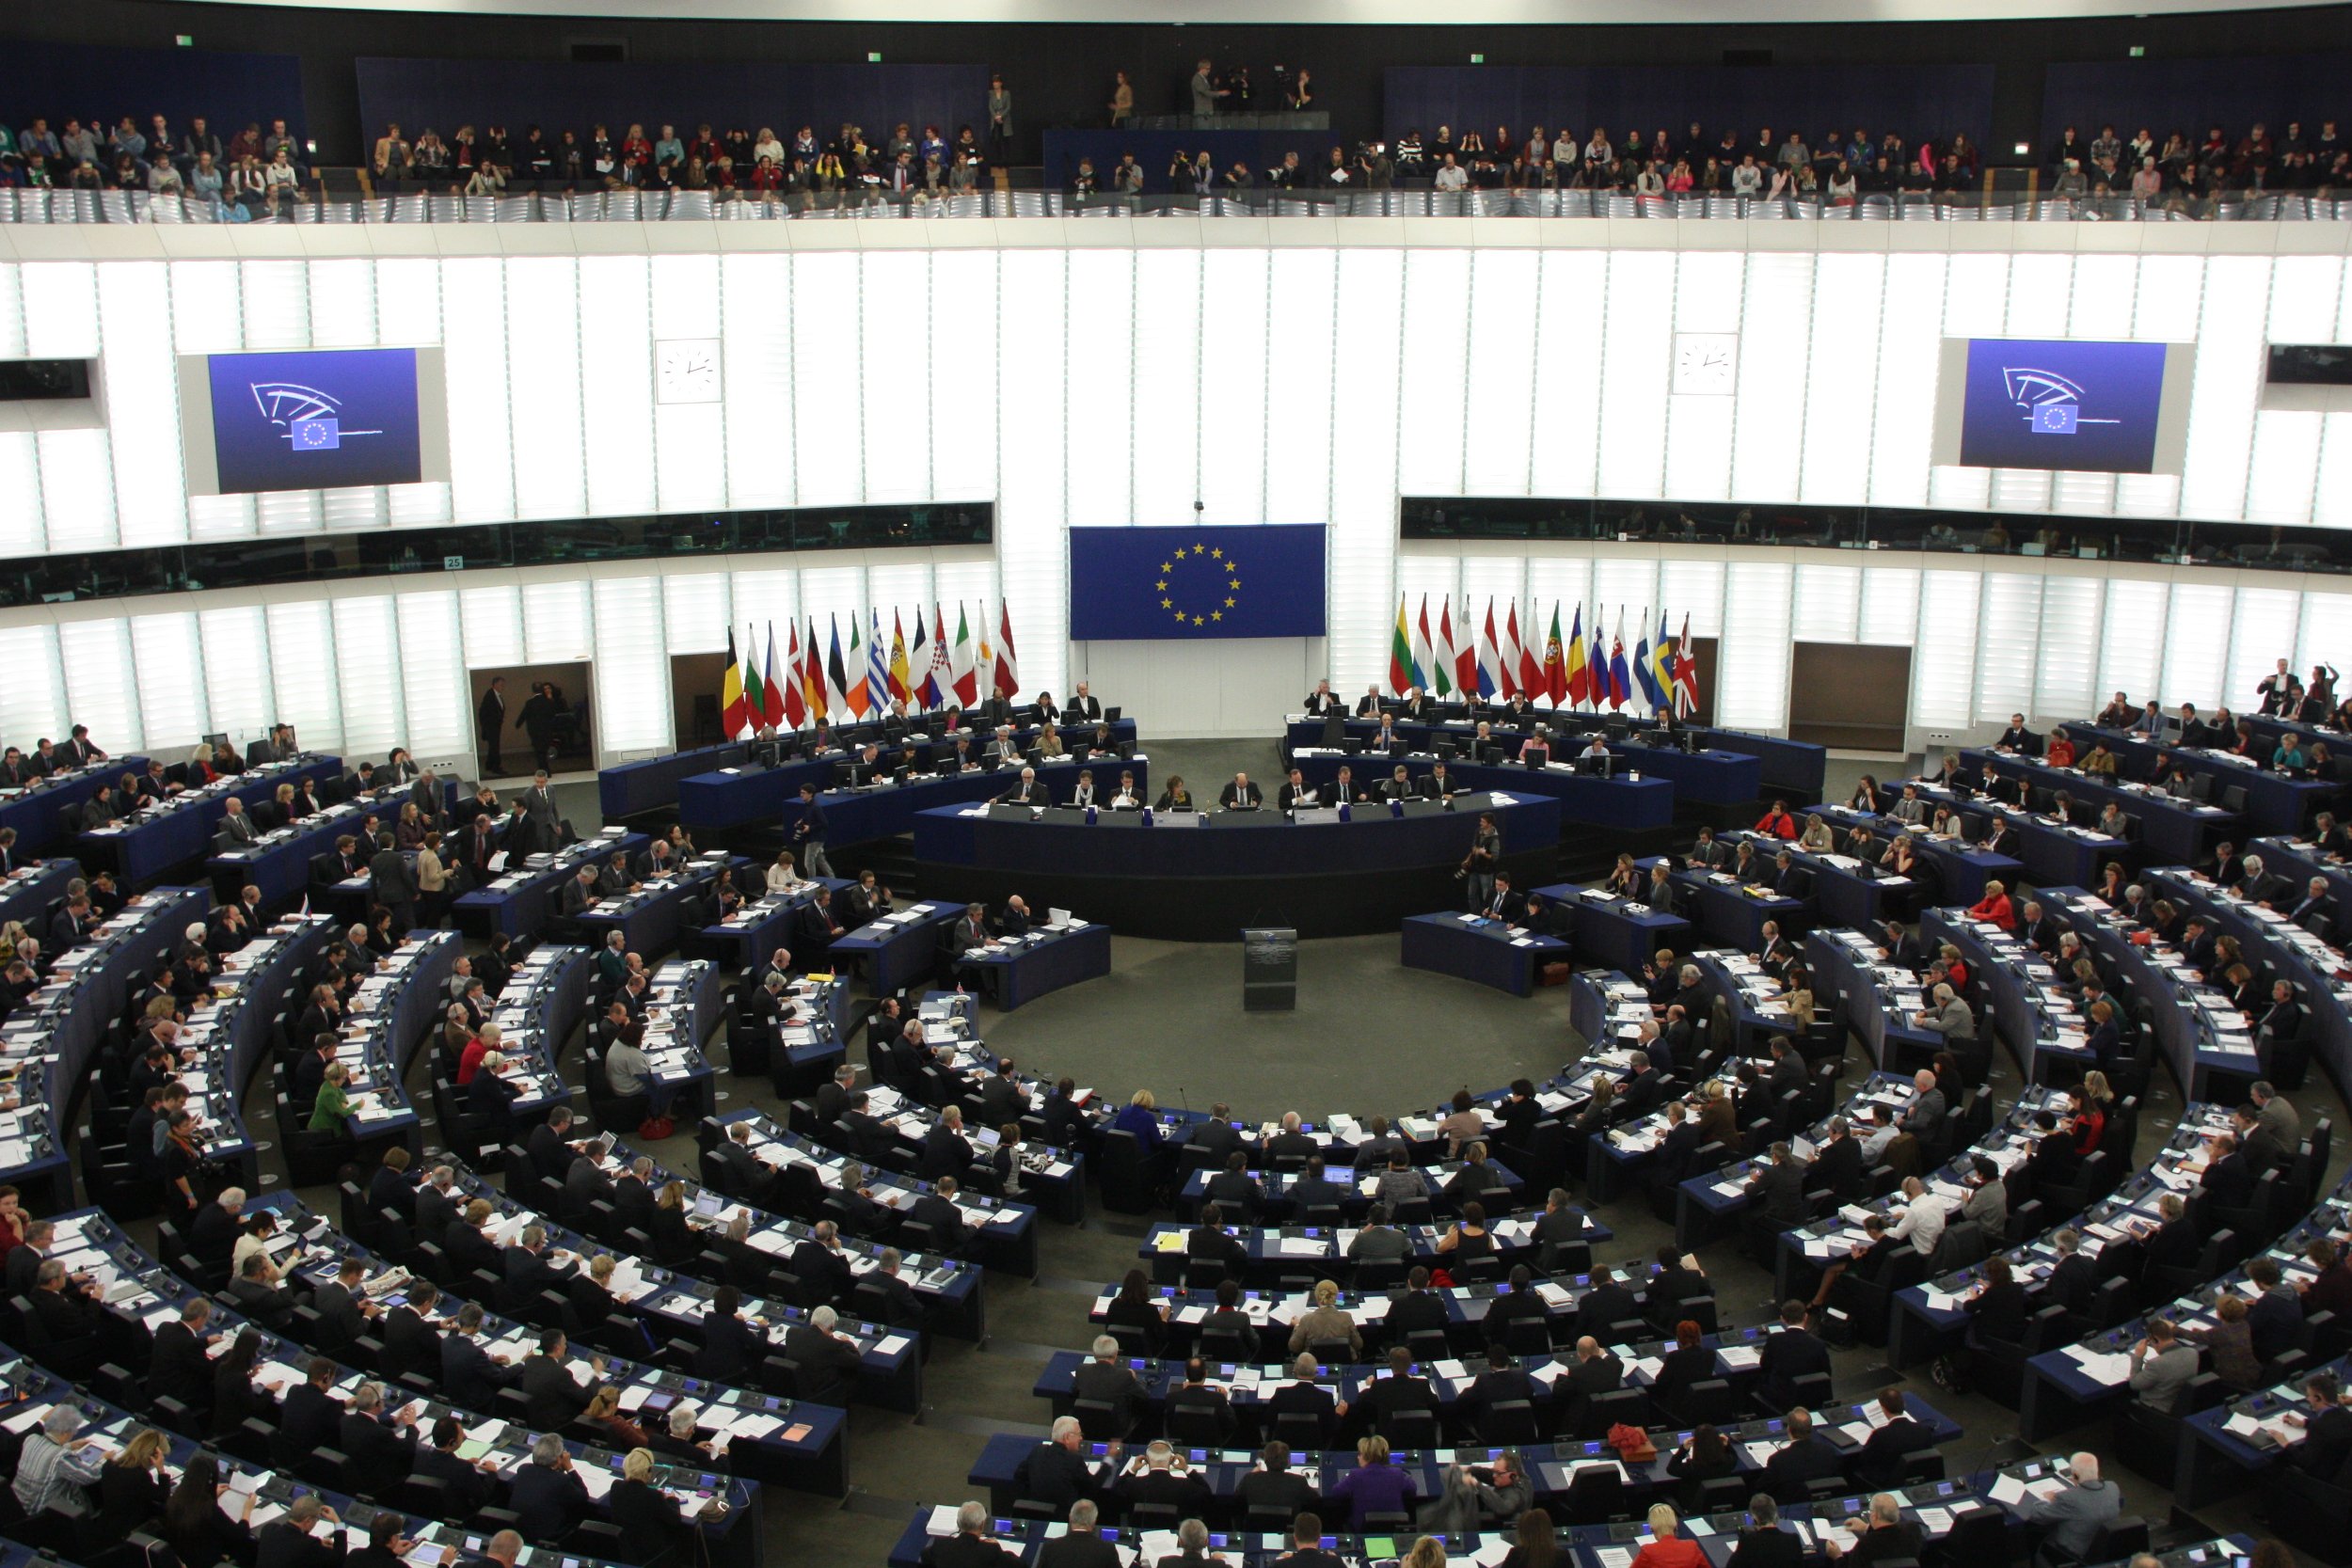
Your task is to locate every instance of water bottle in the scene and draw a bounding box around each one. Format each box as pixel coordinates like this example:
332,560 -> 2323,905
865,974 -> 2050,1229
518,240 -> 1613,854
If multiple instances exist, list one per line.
1141,807 -> 1153,827
1085,804 -> 1097,825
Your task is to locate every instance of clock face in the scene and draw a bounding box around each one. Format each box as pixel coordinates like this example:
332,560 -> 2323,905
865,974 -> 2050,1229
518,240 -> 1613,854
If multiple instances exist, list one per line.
655,337 -> 723,404
1672,331 -> 1739,396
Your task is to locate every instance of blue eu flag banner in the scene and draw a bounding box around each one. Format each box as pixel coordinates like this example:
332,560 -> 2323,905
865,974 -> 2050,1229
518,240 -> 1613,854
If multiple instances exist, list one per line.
1068,525 -> 1327,641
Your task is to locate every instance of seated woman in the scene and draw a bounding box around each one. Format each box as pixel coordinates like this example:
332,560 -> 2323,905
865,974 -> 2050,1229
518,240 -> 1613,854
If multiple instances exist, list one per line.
1154,775 -> 1196,812
1034,723 -> 1067,759
308,1061 -> 357,1140
766,850 -> 803,895
1665,1421 -> 1736,1511
2044,729 -> 2077,768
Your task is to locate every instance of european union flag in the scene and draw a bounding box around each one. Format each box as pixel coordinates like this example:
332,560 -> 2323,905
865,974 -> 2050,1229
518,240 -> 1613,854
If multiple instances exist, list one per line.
293,418 -> 342,450
1068,525 -> 1327,641
2032,404 -> 2078,435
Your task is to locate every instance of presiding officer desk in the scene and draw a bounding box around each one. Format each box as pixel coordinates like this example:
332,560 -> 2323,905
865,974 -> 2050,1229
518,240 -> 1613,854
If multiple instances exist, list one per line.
915,790 -> 1561,941
1286,750 -> 1675,832
1282,715 -> 1766,805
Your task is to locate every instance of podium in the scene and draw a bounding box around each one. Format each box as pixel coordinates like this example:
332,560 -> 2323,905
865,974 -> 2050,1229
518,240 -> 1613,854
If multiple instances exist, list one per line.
1242,927 -> 1297,1011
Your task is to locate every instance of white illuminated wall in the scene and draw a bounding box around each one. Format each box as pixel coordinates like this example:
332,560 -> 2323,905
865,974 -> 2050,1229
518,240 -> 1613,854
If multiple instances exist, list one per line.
1,219 -> 2349,753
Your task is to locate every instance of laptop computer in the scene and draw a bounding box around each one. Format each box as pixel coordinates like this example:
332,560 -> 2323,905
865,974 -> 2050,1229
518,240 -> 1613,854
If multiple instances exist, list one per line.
691,1190 -> 724,1222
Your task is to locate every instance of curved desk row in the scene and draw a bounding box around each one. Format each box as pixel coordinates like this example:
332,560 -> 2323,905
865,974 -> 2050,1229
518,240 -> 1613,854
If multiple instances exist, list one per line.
0,887 -> 207,1207
83,755 -> 342,886
913,791 -> 1561,941
39,1205 -> 765,1556
675,722 -> 1140,832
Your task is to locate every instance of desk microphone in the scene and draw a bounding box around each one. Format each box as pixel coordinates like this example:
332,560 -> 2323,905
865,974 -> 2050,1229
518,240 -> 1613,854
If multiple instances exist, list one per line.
1177,1085 -> 1189,1116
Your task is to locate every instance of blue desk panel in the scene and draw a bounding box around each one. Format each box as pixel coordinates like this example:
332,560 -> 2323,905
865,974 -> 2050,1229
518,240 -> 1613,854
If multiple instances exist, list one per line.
1402,912 -> 1572,997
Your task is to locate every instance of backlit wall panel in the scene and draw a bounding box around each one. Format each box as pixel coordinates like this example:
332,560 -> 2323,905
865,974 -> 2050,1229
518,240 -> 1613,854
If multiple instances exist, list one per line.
5,228 -> 2352,753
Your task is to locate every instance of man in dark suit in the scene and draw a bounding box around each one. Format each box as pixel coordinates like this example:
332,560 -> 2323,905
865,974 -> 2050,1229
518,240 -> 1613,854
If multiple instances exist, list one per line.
519,1328 -> 602,1431
149,1298 -> 218,1409
1387,1266 -> 1451,1341
1205,1152 -> 1265,1219
712,1120 -> 778,1204
2199,1135 -> 2256,1210
1852,1387 -> 1937,1488
1263,1354 -> 1344,1447
509,1435 -> 592,1544
781,1307 -> 866,1401
279,1359 -> 345,1458
1357,1345 -> 1439,1439
339,1382 -> 421,1497
1115,1440 -> 1216,1518
1574,1270 -> 1642,1341
1235,1441 -> 1319,1522
922,1503 -> 1018,1568
1458,1344 -> 1538,1440
697,1285 -> 780,1386
1185,1203 -> 1249,1282
1761,1406 -> 1845,1504
310,1257 -> 375,1352
1474,872 -> 1527,924
1188,1107 -> 1246,1166
412,1416 -> 498,1517
227,1252 -> 295,1331
1013,1417 -> 1106,1513
440,1304 -> 520,1391
380,1282 -> 445,1386
476,677 -> 507,774
256,1497 -> 345,1568
1809,1117 -> 1865,1202
1163,1357 -> 1237,1445
791,1221 -> 855,1307
502,1225 -> 568,1309
1995,715 -> 2040,754
527,1106 -> 587,1183
1756,1299 -> 1833,1410
2291,1370 -> 2352,1478
1071,1336 -> 1145,1437
1642,1243 -> 1712,1330
1558,1336 -> 1624,1435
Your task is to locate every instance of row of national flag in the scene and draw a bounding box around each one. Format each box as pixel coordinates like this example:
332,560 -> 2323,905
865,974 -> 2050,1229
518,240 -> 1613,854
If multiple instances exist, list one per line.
1387,596 -> 1700,715
721,601 -> 1020,739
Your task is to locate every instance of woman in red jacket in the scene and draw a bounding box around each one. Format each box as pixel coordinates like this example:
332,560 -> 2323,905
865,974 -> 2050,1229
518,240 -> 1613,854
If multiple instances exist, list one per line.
1966,878 -> 2017,930
1755,800 -> 1798,838
1631,1503 -> 1707,1568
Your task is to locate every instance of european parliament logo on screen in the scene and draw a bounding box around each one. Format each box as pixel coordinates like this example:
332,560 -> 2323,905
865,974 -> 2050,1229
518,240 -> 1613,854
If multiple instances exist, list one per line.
1067,525 -> 1327,641
1956,338 -> 2172,474
203,348 -> 426,494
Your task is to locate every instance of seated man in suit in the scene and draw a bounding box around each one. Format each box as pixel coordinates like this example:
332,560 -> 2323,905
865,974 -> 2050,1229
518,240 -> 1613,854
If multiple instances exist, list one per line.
1264,1354 -> 1347,1447
1218,771 -> 1264,810
1761,1406 -> 1844,1504
1014,1416 -> 1108,1515
1277,768 -> 1319,812
1852,1386 -> 1937,1487
1557,1335 -> 1623,1434
1186,1202 -> 1249,1282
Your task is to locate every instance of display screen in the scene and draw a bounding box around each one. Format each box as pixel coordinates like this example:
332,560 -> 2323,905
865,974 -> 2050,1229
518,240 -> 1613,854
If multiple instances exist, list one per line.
1936,337 -> 2188,475
1068,524 -> 1327,641
180,347 -> 446,495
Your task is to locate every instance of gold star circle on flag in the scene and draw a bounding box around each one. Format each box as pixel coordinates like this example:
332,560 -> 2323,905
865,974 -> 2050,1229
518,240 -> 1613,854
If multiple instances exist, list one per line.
1159,538 -> 1245,631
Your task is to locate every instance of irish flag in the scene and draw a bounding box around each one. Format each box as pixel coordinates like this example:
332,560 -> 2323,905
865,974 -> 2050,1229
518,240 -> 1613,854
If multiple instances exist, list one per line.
950,603 -> 979,707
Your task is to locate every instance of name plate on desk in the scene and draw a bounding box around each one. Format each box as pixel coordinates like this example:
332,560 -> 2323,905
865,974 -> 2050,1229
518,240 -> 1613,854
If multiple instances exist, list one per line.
1154,814 -> 1204,829
1293,808 -> 1340,825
